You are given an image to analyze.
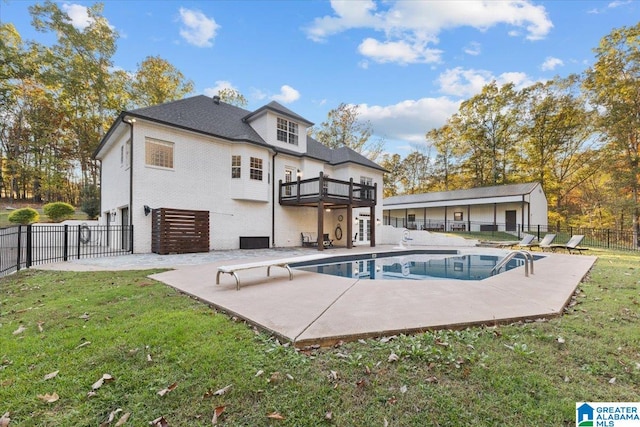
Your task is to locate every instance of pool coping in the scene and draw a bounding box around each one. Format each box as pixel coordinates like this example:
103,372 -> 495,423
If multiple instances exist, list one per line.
148,245 -> 597,347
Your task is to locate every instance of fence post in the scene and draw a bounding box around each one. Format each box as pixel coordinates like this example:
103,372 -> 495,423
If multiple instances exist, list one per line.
77,224 -> 81,259
537,224 -> 541,240
16,225 -> 22,271
26,224 -> 32,268
63,224 -> 68,261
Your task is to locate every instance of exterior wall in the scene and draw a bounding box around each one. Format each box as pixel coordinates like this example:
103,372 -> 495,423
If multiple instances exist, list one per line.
528,184 -> 548,227
99,117 -> 384,253
128,121 -> 274,252
98,126 -> 130,226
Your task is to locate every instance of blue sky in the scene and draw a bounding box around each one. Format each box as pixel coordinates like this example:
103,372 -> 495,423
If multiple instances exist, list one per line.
2,0 -> 639,155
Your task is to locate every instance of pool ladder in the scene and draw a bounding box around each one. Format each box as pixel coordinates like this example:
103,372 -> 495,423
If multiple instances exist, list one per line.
490,250 -> 534,277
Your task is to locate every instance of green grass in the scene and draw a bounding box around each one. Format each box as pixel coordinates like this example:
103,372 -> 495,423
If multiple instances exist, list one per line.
1,251 -> 639,426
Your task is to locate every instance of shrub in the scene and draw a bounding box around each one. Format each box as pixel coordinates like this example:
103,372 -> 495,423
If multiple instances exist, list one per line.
8,207 -> 40,225
80,185 -> 101,220
43,202 -> 75,223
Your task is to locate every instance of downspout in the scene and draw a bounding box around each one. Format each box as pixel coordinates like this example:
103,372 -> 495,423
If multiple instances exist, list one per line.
123,117 -> 135,252
271,151 -> 278,247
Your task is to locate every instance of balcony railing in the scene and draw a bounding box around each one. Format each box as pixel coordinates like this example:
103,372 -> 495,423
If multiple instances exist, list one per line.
279,174 -> 376,207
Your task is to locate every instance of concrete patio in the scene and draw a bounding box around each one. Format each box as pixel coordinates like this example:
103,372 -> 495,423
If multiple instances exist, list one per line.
141,245 -> 597,347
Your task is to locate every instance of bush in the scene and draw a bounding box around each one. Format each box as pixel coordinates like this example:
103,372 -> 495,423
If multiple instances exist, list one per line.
80,185 -> 101,220
43,202 -> 75,223
8,207 -> 40,225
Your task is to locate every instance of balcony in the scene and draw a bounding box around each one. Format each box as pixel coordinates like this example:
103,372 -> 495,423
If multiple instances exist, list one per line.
279,173 -> 376,208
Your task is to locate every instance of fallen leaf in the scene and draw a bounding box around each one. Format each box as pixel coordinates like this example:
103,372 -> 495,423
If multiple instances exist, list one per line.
100,409 -> 122,426
384,417 -> 389,427
609,377 -> 616,384
328,370 -> 339,381
388,353 -> 399,362
266,412 -> 284,420
147,354 -> 153,362
425,376 -> 438,383
114,412 -> 131,426
149,416 -> 168,427
324,411 -> 332,420
268,372 -> 282,383
286,374 -> 294,381
211,406 -> 225,425
12,325 -> 26,335
157,382 -> 178,396
79,313 -> 90,320
557,337 -> 565,344
92,374 -> 114,390
213,384 -> 231,396
255,370 -> 264,377
37,392 -> 59,403
400,385 -> 408,394
87,391 -> 97,398
0,412 -> 10,427
37,322 -> 44,333
387,396 -> 397,405
44,371 -> 59,381
75,341 -> 92,349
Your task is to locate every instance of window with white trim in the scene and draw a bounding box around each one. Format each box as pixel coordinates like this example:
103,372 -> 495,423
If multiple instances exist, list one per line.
277,117 -> 298,145
231,155 -> 241,178
145,138 -> 174,169
250,157 -> 263,181
360,176 -> 373,200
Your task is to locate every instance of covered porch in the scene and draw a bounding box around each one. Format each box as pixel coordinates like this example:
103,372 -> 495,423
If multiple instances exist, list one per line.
279,172 -> 377,251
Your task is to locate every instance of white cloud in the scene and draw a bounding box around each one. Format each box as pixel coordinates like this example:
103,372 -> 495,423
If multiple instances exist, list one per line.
305,1 -> 553,64
541,56 -> 564,71
464,41 -> 481,56
437,67 -> 535,98
178,8 -> 219,47
271,85 -> 301,104
357,97 -> 461,145
203,80 -> 236,97
358,38 -> 442,64
62,3 -> 94,30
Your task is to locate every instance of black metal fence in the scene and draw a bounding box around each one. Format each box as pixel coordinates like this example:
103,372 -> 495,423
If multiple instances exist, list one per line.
384,217 -> 639,252
0,224 -> 133,277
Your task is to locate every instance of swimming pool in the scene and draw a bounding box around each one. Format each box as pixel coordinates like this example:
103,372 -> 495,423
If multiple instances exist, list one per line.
291,250 -> 541,281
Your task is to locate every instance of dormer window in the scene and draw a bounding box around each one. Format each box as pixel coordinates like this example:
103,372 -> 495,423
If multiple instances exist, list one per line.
277,117 -> 298,145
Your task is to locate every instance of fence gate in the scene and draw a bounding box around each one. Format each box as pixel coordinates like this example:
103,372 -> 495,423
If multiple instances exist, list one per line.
151,208 -> 210,255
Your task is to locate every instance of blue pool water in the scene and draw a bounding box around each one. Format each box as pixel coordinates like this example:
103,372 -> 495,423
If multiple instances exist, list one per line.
291,251 -> 539,281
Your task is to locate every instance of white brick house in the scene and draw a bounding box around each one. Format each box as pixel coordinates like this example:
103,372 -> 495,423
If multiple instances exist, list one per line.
93,95 -> 385,253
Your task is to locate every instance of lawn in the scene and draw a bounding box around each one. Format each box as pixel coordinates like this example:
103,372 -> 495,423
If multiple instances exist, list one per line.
1,251 -> 639,426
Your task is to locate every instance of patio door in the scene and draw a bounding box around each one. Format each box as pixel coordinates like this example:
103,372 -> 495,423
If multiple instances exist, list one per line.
358,217 -> 370,242
505,210 -> 517,232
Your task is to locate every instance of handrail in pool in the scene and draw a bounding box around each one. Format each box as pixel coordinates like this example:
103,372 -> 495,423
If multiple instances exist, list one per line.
491,250 -> 534,277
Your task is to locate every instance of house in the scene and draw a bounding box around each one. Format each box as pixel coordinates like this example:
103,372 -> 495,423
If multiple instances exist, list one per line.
93,95 -> 385,253
383,182 -> 547,234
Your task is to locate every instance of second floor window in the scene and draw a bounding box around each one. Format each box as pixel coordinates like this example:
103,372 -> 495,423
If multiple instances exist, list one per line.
250,157 -> 263,181
231,155 -> 241,178
145,139 -> 174,169
277,117 -> 298,145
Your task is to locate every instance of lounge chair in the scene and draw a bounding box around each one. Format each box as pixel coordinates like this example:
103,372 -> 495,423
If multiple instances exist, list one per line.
496,234 -> 535,249
550,235 -> 588,254
519,233 -> 556,251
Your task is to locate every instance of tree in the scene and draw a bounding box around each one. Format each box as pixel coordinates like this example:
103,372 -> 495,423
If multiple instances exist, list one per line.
583,22 -> 640,243
426,124 -> 462,191
379,153 -> 402,197
454,82 -> 520,186
518,76 -> 600,226
217,88 -> 247,107
311,103 -> 384,161
130,55 -> 194,108
399,148 -> 433,194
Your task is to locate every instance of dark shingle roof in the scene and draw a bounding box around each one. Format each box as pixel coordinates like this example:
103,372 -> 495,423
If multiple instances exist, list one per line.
129,95 -> 266,144
95,95 -> 385,172
384,182 -> 542,206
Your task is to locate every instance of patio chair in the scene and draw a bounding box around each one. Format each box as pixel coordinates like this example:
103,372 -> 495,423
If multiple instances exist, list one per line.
518,233 -> 556,251
323,233 -> 334,248
550,235 -> 588,254
496,234 -> 535,249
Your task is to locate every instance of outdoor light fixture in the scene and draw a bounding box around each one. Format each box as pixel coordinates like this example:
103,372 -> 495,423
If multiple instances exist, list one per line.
296,169 -> 302,178
144,205 -> 152,216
